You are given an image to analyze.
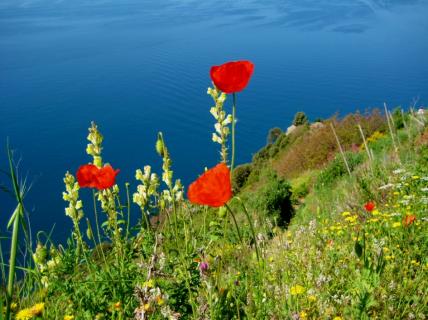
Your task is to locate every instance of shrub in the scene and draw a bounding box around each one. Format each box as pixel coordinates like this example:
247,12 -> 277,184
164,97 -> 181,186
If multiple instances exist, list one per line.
255,171 -> 293,227
315,151 -> 364,188
292,111 -> 309,126
232,163 -> 252,192
252,144 -> 272,165
266,127 -> 282,145
391,107 -> 406,129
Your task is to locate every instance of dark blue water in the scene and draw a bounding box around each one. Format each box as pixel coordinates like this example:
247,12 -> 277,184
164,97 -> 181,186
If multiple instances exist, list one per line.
1,0 -> 428,242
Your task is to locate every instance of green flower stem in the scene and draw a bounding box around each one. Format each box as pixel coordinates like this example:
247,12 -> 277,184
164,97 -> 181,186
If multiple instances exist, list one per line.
231,93 -> 237,174
225,203 -> 243,245
6,204 -> 21,320
5,142 -> 24,320
125,183 -> 131,239
236,197 -> 260,262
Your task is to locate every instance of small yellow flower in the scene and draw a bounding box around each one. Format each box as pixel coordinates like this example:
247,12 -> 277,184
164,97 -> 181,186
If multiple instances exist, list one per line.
30,303 -> 44,315
143,279 -> 154,288
290,285 -> 305,295
341,211 -> 351,217
383,247 -> 389,253
113,301 -> 121,310
16,309 -> 34,320
268,256 -> 274,263
143,303 -> 151,311
308,295 -> 317,302
412,175 -> 420,180
392,222 -> 401,228
64,316 -> 74,320
16,303 -> 45,320
156,296 -> 165,306
10,302 -> 18,311
300,311 -> 308,319
345,216 -> 357,223
333,317 -> 343,320
371,209 -> 379,216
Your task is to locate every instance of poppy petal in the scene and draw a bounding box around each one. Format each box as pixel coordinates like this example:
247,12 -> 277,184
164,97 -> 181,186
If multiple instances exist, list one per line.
95,165 -> 120,190
76,164 -> 99,188
188,163 -> 232,207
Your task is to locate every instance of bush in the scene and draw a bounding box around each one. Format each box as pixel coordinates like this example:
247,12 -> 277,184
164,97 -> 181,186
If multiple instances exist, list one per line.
315,151 -> 364,188
391,107 -> 406,130
252,144 -> 272,165
232,163 -> 252,192
255,171 -> 293,227
267,127 -> 282,145
292,111 -> 309,126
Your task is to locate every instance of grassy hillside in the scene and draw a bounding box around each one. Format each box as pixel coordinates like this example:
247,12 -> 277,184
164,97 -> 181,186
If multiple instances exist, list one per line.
1,105 -> 427,320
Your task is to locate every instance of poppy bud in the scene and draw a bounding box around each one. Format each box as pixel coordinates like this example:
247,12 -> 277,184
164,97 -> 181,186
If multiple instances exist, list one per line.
156,135 -> 164,157
218,206 -> 227,218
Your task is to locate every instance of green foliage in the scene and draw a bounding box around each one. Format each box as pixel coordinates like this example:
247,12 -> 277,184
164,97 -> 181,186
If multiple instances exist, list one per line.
266,127 -> 282,145
232,163 -> 252,192
316,151 -> 364,188
391,107 -> 406,130
254,171 -> 293,227
292,111 -> 309,126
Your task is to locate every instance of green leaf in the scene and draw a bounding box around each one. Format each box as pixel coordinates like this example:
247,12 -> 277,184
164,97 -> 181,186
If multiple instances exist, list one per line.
355,240 -> 363,258
7,205 -> 19,229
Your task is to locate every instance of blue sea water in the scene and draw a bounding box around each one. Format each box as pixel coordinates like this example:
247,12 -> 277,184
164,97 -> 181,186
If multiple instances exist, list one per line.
0,0 -> 427,242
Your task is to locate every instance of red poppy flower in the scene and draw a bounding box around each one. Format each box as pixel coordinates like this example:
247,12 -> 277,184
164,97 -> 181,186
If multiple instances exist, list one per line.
403,214 -> 416,227
210,60 -> 254,94
187,163 -> 232,207
76,164 -> 99,188
364,202 -> 375,212
95,165 -> 120,190
77,164 -> 119,190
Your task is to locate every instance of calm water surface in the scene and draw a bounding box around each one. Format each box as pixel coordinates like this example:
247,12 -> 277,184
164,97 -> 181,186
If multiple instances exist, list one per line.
1,0 -> 428,241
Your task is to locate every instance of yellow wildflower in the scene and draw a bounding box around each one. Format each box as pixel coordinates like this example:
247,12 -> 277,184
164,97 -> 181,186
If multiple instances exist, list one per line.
156,296 -> 165,306
16,303 -> 45,320
31,303 -> 44,315
113,301 -> 121,310
333,317 -> 343,320
16,309 -> 34,320
300,311 -> 308,319
143,279 -> 154,288
308,295 -> 317,302
411,260 -> 420,266
345,216 -> 357,223
144,303 -> 151,311
290,285 -> 305,295
392,222 -> 401,228
64,316 -> 74,320
341,211 -> 351,217
10,302 -> 18,311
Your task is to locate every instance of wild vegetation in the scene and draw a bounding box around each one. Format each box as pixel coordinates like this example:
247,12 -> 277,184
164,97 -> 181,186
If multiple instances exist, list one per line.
1,61 -> 427,319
